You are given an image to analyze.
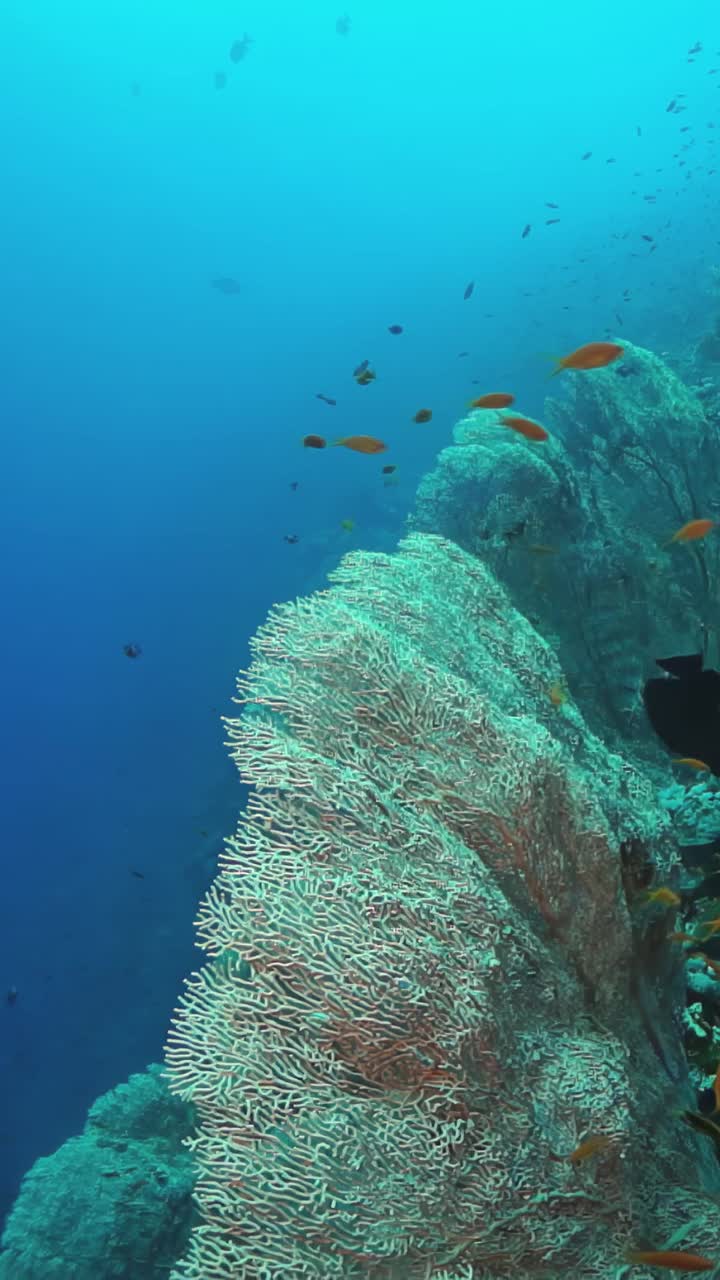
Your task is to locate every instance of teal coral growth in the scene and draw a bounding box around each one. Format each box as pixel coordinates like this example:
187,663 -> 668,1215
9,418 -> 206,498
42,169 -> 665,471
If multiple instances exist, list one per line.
165,533 -> 718,1279
659,780 -> 720,847
0,1066 -> 196,1280
411,342 -> 720,762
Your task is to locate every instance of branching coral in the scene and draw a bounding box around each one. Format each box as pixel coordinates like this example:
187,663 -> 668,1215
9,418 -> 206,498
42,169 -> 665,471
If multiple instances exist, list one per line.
165,534 -> 718,1279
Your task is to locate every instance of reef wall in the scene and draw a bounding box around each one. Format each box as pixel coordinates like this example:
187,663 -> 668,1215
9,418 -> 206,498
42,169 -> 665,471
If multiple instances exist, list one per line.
411,341 -> 720,760
164,533 -> 719,1279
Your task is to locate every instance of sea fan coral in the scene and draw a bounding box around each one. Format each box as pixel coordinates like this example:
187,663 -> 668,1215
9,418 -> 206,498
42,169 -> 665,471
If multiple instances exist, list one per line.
165,534 -> 717,1279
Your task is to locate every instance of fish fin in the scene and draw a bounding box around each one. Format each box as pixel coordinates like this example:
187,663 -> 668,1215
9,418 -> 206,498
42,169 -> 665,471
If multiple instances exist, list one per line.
655,653 -> 704,678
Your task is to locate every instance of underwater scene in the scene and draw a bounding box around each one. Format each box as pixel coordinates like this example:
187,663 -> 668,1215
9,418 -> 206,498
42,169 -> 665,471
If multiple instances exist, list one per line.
8,1 -> 720,1276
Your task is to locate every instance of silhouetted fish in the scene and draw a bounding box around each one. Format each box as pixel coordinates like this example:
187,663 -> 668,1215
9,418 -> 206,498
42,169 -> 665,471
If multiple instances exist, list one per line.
643,653 -> 720,775
463,281 -> 474,300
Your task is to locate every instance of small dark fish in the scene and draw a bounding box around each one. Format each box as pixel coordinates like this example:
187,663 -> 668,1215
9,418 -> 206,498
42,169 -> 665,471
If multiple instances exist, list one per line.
581,151 -> 592,160
545,218 -> 560,225
463,280 -> 474,300
214,71 -> 227,90
211,277 -> 241,294
6,987 -> 17,1006
303,434 -> 326,449
123,643 -> 142,659
666,99 -> 677,113
636,125 -> 642,136
229,34 -> 253,63
352,359 -> 369,377
412,408 -> 432,424
316,393 -> 337,405
615,312 -> 624,326
545,201 -> 559,208
130,869 -> 145,879
606,157 -> 616,164
521,224 -> 531,238
382,464 -> 396,474
641,234 -> 654,242
290,481 -> 299,490
503,520 -> 527,542
457,350 -> 470,357
388,324 -> 403,334
643,654 -> 720,776
336,13 -> 351,35
283,534 -> 300,544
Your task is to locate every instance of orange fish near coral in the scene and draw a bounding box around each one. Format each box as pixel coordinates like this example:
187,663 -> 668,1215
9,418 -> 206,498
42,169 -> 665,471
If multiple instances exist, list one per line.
502,415 -> 548,442
673,757 -> 710,771
469,392 -> 515,409
548,682 -> 567,708
333,435 -> 387,454
667,518 -> 715,545
412,409 -> 433,423
551,341 -> 624,375
554,1134 -> 614,1165
644,886 -> 681,907
625,1248 -> 715,1272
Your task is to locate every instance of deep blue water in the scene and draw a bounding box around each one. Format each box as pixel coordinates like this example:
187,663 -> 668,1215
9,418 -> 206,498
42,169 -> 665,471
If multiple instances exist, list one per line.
2,0 -> 720,1222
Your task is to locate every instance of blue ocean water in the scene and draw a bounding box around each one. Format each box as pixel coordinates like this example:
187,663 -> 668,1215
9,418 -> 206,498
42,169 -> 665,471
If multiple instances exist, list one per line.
2,0 -> 719,1226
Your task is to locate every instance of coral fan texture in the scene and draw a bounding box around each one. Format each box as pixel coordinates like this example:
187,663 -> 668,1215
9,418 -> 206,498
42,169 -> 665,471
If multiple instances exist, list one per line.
166,533 -> 719,1279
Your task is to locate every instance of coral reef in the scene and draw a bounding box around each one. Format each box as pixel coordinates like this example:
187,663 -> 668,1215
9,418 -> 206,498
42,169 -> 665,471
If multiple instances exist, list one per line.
165,533 -> 720,1279
411,341 -> 720,760
0,1066 -> 196,1280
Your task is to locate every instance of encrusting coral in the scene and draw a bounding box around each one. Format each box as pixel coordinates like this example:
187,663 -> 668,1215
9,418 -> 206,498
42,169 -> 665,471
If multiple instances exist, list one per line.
165,533 -> 720,1279
411,341 -> 720,761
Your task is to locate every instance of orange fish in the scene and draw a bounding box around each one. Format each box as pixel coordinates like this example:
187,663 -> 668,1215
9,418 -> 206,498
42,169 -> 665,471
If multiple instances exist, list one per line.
551,341 -> 624,375
667,931 -> 699,945
469,392 -> 515,409
355,369 -> 377,386
644,886 -> 681,907
333,435 -> 387,454
556,1134 -> 614,1165
502,415 -> 548,442
548,682 -> 567,708
693,953 -> 720,978
673,757 -> 710,771
413,409 -> 433,423
667,518 -> 715,545
303,434 -> 327,449
625,1248 -> 715,1272
700,918 -> 720,939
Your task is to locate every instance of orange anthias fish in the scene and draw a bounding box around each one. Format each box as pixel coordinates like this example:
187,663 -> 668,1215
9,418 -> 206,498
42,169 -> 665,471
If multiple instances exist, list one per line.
548,682 -> 567,708
502,415 -> 548,442
469,392 -> 515,409
673,756 -> 710,771
644,886 -> 682,907
713,1063 -> 720,1113
333,435 -> 388,454
556,1134 -> 614,1165
551,341 -> 624,375
413,408 -> 433,423
625,1247 -> 715,1272
666,518 -> 715,545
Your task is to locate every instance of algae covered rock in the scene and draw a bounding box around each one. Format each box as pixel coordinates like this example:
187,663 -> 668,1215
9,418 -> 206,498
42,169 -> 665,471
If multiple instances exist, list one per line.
0,1065 -> 196,1280
411,341 -> 720,759
165,533 -> 719,1280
